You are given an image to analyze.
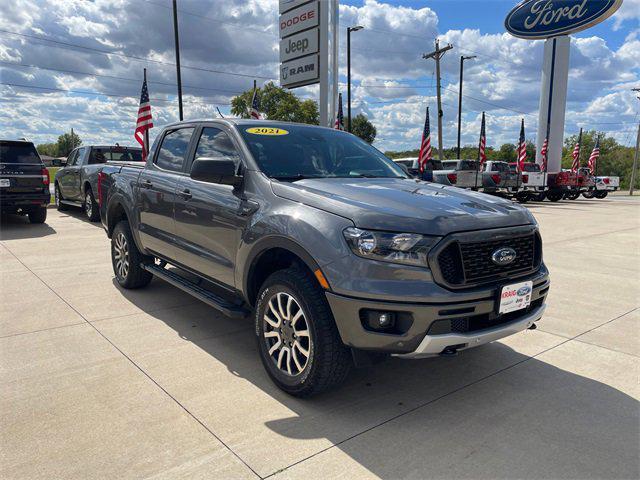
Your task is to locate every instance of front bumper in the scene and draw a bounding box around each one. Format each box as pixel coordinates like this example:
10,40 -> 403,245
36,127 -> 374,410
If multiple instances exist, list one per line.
326,271 -> 549,356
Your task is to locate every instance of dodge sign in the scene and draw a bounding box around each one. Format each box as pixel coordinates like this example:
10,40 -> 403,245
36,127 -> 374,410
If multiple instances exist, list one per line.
279,1 -> 318,38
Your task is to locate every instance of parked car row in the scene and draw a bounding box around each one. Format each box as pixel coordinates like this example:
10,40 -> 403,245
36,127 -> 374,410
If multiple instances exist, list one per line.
392,157 -> 619,203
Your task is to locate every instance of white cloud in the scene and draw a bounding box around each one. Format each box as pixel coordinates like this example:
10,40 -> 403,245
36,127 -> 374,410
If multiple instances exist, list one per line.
0,0 -> 638,152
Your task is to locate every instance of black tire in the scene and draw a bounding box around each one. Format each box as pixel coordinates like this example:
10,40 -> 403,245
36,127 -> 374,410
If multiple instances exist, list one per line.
55,183 -> 68,211
84,189 -> 100,222
111,220 -> 152,289
582,190 -> 596,199
255,265 -> 352,397
547,191 -> 563,202
515,192 -> 529,204
534,192 -> 546,202
28,207 -> 47,224
566,191 -> 581,201
595,191 -> 608,199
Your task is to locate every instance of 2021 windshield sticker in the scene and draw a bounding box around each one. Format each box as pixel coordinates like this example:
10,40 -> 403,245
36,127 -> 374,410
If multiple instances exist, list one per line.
246,127 -> 289,136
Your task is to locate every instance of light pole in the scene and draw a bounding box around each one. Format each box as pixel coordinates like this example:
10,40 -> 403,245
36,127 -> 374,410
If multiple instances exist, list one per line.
347,25 -> 364,133
172,0 -> 183,121
457,55 -> 476,158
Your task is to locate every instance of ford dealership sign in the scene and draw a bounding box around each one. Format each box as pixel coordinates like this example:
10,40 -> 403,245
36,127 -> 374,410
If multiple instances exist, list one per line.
505,0 -> 623,39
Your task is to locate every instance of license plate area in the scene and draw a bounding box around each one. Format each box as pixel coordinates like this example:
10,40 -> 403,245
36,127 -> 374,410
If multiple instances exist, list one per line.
498,281 -> 533,314
0,179 -> 10,187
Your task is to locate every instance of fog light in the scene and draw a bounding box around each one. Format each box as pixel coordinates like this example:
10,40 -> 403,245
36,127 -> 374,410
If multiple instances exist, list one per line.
362,310 -> 396,331
378,313 -> 393,328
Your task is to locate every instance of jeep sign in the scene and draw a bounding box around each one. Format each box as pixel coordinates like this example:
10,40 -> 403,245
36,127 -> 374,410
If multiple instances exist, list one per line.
279,29 -> 319,63
280,55 -> 319,88
279,2 -> 318,38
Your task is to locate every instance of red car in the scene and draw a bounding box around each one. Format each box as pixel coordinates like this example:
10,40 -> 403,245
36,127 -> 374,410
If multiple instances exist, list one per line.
545,170 -> 579,202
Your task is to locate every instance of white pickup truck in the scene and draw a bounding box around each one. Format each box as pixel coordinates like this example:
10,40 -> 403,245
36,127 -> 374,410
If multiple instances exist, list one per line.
590,176 -> 619,199
434,160 -> 481,189
509,162 -> 546,202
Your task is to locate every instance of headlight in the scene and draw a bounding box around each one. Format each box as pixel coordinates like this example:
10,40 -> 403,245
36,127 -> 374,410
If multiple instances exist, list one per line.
343,228 -> 440,267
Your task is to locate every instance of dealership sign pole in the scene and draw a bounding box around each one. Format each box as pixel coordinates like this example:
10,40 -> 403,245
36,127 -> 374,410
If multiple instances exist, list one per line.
279,0 -> 338,127
505,0 -> 623,173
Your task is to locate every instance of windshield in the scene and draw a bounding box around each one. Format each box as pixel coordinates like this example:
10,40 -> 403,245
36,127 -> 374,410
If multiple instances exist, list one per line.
0,141 -> 41,164
239,124 -> 406,180
490,162 -> 510,172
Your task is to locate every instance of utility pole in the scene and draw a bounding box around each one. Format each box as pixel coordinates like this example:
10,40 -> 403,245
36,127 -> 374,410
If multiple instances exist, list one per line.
630,88 -> 640,195
423,39 -> 453,160
172,0 -> 184,121
457,55 -> 476,158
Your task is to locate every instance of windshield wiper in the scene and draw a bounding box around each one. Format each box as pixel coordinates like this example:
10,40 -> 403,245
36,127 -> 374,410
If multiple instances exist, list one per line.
271,174 -> 320,182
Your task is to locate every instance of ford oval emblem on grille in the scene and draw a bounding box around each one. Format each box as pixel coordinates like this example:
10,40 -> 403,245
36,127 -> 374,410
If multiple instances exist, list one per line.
517,285 -> 532,296
491,247 -> 517,266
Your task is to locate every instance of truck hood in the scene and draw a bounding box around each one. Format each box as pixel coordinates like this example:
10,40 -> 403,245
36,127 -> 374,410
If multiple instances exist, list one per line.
271,177 -> 534,235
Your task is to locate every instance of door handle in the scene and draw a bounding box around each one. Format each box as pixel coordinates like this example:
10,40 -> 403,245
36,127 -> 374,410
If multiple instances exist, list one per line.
141,180 -> 153,189
178,188 -> 192,200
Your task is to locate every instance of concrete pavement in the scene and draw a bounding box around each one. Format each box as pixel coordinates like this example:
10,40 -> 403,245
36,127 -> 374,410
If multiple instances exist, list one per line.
1,197 -> 638,479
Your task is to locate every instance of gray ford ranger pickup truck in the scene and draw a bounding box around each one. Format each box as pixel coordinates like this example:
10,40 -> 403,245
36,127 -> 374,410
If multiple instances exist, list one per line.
99,119 -> 549,397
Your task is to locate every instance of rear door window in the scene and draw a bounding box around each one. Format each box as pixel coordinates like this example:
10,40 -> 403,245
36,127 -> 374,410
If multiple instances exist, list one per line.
155,128 -> 195,172
0,141 -> 42,164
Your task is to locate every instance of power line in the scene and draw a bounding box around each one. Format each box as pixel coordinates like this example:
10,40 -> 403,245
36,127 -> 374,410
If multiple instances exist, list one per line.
0,82 -> 232,106
0,61 -> 248,95
0,29 -> 277,80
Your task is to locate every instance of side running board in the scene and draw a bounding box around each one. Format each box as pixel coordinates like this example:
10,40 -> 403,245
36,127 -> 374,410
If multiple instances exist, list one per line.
142,263 -> 249,319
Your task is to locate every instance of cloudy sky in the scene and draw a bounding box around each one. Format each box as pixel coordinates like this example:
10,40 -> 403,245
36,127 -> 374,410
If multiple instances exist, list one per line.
1,0 -> 639,152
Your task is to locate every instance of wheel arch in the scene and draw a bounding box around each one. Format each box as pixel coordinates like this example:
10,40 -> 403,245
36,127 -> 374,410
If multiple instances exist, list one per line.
242,237 -> 322,307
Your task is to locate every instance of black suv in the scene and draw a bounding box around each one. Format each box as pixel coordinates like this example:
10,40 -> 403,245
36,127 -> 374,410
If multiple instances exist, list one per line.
0,140 -> 50,223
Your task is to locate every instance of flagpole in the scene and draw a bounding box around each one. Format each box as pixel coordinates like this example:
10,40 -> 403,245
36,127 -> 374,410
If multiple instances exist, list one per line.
172,0 -> 184,121
144,68 -> 149,156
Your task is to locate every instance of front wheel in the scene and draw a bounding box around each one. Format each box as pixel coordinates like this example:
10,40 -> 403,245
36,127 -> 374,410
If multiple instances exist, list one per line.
111,221 -> 152,289
255,266 -> 352,397
515,192 -> 529,203
582,190 -> 596,199
547,191 -> 563,202
595,191 -> 608,199
84,189 -> 100,222
55,184 -> 68,211
566,191 -> 581,201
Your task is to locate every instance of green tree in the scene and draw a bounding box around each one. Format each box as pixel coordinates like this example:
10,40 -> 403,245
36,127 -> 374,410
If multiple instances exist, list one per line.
56,132 -> 82,156
348,114 -> 377,144
36,142 -> 58,157
230,82 -> 319,125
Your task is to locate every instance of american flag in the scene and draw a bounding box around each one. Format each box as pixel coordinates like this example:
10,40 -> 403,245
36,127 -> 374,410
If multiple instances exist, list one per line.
588,135 -> 600,174
478,111 -> 487,167
250,81 -> 261,119
571,128 -> 582,172
418,106 -> 432,172
334,93 -> 344,130
134,75 -> 153,161
540,137 -> 548,172
516,119 -> 527,172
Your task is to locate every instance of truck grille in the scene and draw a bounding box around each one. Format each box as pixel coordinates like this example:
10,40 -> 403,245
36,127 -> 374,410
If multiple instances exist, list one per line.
436,232 -> 540,287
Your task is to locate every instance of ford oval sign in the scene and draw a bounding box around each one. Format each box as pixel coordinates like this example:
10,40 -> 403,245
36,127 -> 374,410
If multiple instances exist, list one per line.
491,247 -> 517,266
505,0 -> 623,39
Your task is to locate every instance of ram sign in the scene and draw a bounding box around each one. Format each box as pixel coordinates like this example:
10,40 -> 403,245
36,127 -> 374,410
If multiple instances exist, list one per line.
505,0 -> 623,39
280,55 -> 319,88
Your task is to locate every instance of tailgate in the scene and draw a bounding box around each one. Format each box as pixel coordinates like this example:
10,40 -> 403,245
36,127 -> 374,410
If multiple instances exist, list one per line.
525,173 -> 545,186
503,173 -> 520,187
455,170 -> 480,187
0,163 -> 47,194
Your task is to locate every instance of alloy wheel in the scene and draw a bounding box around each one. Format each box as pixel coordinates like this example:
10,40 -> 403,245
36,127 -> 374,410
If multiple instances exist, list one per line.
113,232 -> 129,280
85,193 -> 92,218
263,292 -> 312,376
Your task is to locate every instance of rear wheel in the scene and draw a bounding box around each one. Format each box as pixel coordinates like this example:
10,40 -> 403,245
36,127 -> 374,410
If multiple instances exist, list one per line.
28,207 -> 47,224
533,192 -> 546,202
255,266 -> 352,397
55,183 -> 68,211
111,221 -> 152,289
582,190 -> 595,199
84,189 -> 100,222
595,191 -> 608,199
515,192 -> 529,203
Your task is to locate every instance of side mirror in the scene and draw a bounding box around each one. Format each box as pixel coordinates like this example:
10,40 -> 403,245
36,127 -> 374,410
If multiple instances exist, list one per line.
190,157 -> 242,187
